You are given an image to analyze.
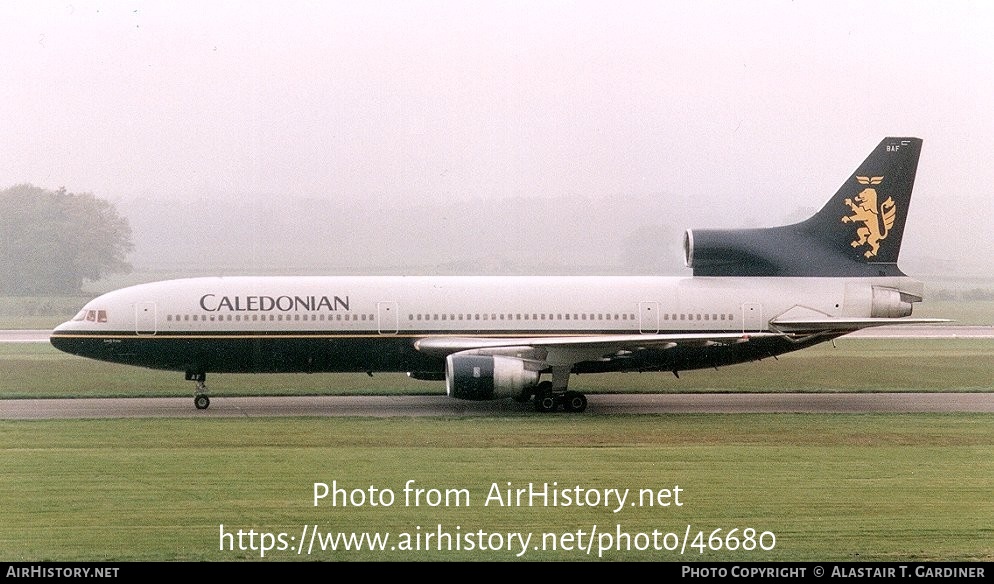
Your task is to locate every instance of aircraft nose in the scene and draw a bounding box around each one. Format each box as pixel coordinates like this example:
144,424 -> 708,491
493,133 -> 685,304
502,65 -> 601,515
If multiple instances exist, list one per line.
50,318 -> 75,336
49,320 -> 80,354
50,325 -> 67,347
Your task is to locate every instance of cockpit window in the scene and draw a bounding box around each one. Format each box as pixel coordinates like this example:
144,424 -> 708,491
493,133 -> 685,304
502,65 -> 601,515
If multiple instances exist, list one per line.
77,309 -> 108,323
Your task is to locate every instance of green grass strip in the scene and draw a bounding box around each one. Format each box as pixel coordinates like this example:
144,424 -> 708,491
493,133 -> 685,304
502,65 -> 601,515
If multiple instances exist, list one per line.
1,414 -> 991,561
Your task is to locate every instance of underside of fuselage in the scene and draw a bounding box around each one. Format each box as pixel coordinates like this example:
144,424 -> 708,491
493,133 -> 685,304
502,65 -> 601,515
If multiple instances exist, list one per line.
49,330 -> 834,376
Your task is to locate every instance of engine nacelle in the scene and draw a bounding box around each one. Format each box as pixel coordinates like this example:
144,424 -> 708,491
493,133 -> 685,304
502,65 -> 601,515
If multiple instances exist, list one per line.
683,224 -> 908,278
871,286 -> 915,318
445,354 -> 540,401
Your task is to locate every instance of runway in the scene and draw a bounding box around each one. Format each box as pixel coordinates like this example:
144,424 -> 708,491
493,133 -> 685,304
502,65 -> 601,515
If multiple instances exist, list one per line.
0,329 -> 54,342
2,392 -> 992,419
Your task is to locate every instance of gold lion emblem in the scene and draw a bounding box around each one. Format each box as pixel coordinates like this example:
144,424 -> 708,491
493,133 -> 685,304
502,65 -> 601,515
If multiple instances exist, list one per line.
841,176 -> 897,258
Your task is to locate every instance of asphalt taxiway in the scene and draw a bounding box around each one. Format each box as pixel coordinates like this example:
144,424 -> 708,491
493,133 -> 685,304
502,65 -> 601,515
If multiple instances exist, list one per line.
1,393 -> 992,419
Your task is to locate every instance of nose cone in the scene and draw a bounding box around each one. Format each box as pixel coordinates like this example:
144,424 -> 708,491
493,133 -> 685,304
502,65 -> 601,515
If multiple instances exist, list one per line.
50,320 -> 82,355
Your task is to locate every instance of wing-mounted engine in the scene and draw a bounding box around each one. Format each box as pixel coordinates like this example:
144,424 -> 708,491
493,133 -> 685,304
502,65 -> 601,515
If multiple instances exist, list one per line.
445,354 -> 541,401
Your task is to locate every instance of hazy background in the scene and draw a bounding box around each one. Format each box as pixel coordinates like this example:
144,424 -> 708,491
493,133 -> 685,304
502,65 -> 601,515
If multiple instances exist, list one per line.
2,1 -> 992,278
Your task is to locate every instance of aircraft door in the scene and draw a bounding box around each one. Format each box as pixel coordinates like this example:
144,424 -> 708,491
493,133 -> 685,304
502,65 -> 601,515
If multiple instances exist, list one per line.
377,301 -> 399,335
639,301 -> 660,333
135,302 -> 157,336
741,302 -> 763,332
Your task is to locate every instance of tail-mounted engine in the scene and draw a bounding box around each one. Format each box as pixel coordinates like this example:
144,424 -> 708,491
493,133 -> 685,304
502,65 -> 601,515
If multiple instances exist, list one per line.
870,286 -> 916,318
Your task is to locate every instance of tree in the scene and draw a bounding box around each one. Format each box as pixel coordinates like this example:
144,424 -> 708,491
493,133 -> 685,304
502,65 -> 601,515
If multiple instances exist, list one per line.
0,184 -> 133,294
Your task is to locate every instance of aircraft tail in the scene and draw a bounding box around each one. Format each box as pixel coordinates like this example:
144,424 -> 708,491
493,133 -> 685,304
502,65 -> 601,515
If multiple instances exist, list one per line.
684,137 -> 922,277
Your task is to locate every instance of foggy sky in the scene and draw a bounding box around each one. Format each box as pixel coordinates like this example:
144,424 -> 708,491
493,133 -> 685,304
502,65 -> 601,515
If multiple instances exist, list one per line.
2,1 -> 993,275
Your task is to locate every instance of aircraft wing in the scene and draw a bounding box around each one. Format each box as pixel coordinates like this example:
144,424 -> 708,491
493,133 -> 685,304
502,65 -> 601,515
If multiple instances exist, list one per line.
414,332 -> 781,368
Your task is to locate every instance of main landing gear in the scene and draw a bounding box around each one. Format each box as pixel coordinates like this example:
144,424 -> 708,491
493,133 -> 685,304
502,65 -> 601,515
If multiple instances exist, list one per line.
186,372 -> 210,410
531,367 -> 588,413
533,386 -> 588,413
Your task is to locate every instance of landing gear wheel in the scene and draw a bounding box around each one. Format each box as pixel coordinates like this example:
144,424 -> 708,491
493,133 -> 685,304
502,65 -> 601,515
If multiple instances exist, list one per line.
535,394 -> 558,413
562,391 -> 587,413
532,381 -> 557,412
189,376 -> 210,410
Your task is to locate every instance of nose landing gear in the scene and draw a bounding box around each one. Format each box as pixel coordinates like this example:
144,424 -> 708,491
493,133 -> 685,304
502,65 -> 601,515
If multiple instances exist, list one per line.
186,371 -> 211,410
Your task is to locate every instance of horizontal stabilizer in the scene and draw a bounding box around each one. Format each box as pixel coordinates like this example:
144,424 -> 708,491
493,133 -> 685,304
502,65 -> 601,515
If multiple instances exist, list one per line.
770,317 -> 950,333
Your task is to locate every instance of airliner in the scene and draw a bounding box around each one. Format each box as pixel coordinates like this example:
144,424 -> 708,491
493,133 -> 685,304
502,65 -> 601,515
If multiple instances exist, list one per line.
51,137 -> 943,412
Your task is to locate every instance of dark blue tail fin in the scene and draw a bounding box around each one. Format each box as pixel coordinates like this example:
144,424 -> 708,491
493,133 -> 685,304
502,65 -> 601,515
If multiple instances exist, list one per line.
685,137 -> 922,277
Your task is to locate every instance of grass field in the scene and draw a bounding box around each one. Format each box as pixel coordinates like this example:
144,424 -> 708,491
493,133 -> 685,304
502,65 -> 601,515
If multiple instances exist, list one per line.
1,332 -> 991,562
1,415 -> 991,561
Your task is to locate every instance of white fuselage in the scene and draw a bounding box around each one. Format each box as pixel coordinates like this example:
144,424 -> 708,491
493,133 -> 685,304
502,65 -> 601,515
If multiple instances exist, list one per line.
54,275 -> 895,337
49,273 -> 921,380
